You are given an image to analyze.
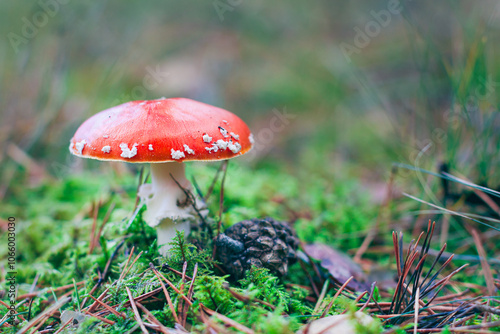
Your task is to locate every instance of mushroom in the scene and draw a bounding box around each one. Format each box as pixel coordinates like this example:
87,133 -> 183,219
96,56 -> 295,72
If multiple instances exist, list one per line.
69,97 -> 253,255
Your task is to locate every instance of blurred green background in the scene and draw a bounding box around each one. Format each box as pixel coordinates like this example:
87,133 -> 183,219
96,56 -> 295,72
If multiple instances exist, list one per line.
1,0 -> 500,253
2,1 -> 500,179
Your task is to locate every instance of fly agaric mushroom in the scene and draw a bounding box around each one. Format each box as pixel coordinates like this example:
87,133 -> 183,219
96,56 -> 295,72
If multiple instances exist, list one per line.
69,97 -> 253,255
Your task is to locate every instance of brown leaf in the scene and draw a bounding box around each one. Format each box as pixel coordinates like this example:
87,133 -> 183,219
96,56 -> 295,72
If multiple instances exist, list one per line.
304,243 -> 369,291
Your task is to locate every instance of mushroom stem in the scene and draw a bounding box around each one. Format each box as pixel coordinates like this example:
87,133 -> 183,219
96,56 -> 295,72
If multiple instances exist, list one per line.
156,218 -> 191,256
138,162 -> 196,255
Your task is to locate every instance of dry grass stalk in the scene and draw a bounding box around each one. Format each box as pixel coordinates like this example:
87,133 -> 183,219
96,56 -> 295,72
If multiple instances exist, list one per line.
16,280 -> 88,300
88,295 -> 126,319
136,301 -> 173,334
178,262 -> 188,327
201,304 -> 255,334
152,266 -> 193,306
162,264 -> 193,281
151,266 -> 181,324
16,296 -> 71,334
469,227 -> 497,296
320,276 -> 354,318
84,311 -> 116,325
53,317 -> 74,334
223,284 -> 277,310
414,287 -> 420,334
121,250 -> 144,281
126,287 -> 149,334
86,286 -> 111,313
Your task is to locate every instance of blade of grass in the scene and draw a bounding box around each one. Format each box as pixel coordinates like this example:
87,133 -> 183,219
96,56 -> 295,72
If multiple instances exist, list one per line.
403,193 -> 500,232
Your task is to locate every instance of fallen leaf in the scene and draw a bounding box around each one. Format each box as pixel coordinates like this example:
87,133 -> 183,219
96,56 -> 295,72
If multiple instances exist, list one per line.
60,310 -> 89,327
304,243 -> 369,291
297,312 -> 374,334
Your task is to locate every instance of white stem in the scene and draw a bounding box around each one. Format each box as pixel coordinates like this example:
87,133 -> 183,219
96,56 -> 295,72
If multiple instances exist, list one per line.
138,162 -> 195,255
156,218 -> 191,256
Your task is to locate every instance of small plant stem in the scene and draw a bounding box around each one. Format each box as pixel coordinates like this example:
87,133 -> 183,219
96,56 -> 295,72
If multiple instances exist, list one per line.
414,287 -> 420,334
212,160 -> 228,260
126,287 -> 148,334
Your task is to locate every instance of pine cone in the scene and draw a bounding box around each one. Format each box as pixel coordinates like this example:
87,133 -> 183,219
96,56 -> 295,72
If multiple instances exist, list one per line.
216,217 -> 299,279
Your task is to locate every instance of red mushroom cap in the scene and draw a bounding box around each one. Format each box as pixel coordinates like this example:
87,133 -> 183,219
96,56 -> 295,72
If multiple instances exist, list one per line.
69,98 -> 254,162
